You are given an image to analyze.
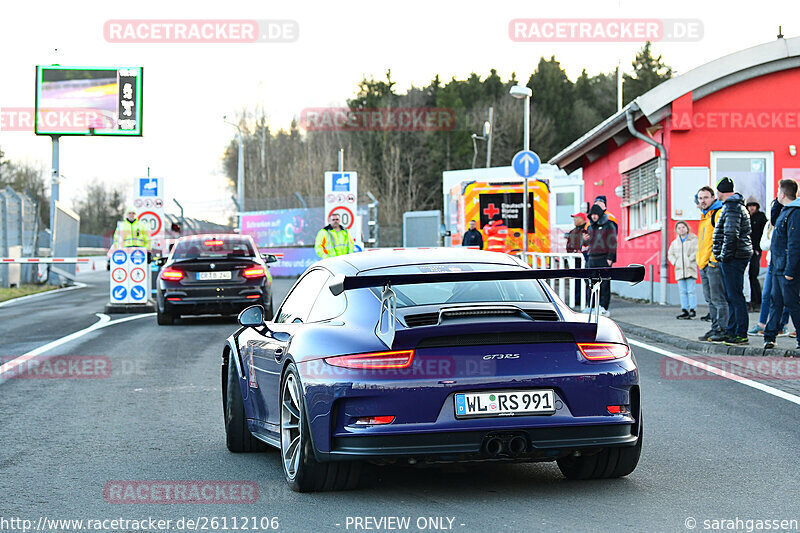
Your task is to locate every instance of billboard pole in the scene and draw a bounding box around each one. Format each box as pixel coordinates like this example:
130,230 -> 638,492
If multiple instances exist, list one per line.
49,135 -> 60,251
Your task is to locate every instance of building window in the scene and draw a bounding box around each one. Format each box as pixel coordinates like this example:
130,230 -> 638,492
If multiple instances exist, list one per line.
621,158 -> 660,236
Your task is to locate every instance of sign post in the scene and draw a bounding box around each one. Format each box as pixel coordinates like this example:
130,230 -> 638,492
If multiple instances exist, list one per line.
324,172 -> 358,232
108,247 -> 150,307
133,176 -> 165,253
512,150 -> 541,259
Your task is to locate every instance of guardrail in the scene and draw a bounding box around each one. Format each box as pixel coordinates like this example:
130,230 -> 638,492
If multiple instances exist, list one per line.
529,252 -> 587,310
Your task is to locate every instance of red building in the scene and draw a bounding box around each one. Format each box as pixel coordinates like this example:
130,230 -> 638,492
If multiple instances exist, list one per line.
550,36 -> 800,303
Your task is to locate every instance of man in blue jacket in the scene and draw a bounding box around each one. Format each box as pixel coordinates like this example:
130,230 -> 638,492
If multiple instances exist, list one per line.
764,179 -> 800,350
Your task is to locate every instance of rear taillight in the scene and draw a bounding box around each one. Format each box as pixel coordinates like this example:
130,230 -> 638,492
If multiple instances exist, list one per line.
160,268 -> 184,281
325,350 -> 415,369
577,343 -> 630,361
242,266 -> 266,279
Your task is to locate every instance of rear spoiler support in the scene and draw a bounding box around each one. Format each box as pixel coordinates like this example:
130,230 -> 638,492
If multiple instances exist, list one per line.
329,265 -> 645,348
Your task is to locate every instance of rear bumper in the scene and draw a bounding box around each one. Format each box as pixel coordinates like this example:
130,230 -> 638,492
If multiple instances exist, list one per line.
159,293 -> 265,316
321,423 -> 637,462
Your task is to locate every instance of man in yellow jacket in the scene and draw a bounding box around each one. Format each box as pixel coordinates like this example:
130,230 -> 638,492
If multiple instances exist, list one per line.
696,186 -> 727,341
113,206 -> 152,249
315,213 -> 354,259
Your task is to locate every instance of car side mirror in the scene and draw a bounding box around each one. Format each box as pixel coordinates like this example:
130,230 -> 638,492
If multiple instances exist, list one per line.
156,257 -> 168,267
262,254 -> 278,264
238,305 -> 265,328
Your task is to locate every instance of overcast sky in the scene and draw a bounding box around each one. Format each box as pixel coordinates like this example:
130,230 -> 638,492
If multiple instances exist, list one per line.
0,0 -> 795,223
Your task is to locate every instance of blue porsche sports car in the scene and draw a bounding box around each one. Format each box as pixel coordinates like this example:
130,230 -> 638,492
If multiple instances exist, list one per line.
221,248 -> 644,492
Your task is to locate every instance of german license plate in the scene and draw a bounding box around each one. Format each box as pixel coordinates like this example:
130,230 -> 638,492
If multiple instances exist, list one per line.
197,271 -> 231,280
454,390 -> 555,418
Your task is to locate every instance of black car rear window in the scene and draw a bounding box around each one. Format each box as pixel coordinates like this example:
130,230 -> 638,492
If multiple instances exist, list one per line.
171,236 -> 255,259
362,263 -> 548,308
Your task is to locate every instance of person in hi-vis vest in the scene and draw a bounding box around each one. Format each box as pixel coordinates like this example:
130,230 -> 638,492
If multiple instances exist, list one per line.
113,206 -> 152,249
315,213 -> 354,259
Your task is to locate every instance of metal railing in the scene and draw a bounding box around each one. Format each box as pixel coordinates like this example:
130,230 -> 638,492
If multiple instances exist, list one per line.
528,252 -> 587,310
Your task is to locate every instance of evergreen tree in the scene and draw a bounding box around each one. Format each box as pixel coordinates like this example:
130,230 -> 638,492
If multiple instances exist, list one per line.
623,41 -> 673,104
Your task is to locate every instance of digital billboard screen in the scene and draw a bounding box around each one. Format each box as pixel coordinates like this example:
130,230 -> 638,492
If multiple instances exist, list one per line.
35,66 -> 143,136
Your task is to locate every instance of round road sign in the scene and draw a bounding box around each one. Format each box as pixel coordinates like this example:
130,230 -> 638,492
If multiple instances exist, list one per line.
111,268 -> 127,283
328,206 -> 354,230
130,267 -> 146,283
137,211 -> 162,236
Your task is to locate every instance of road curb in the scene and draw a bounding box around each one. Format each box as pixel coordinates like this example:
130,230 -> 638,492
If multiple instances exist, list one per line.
0,282 -> 87,308
104,300 -> 156,314
616,320 -> 800,358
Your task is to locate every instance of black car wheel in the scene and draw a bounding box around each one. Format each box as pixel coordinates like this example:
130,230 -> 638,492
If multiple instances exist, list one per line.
557,417 -> 642,480
156,306 -> 174,326
281,364 -> 361,492
224,357 -> 269,452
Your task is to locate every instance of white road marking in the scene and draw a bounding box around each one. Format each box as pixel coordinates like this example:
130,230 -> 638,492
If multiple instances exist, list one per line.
0,312 -> 155,383
0,282 -> 87,308
629,338 -> 800,406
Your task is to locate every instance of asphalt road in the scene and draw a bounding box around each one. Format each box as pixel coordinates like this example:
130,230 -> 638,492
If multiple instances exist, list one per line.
2,271 -> 800,533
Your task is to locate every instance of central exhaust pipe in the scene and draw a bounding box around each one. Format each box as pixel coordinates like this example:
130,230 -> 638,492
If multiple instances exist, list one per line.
508,436 -> 527,456
484,437 -> 503,457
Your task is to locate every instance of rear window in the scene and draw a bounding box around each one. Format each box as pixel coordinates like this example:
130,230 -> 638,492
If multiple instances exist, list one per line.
363,263 -> 548,308
171,236 -> 255,260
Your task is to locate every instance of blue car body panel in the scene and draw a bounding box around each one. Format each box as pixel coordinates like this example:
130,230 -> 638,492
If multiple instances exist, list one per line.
223,249 -> 641,462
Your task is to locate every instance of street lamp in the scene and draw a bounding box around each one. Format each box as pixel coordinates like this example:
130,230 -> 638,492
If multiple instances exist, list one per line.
509,84 -> 533,258
223,115 -> 245,226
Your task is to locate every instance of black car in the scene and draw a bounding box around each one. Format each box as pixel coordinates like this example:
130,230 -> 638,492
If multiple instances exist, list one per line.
155,234 -> 276,325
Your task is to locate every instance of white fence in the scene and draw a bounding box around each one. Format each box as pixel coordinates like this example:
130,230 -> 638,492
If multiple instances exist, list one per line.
528,252 -> 587,310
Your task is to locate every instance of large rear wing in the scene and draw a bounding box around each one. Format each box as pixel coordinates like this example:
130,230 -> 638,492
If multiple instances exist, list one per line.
329,265 -> 645,296
328,265 -> 645,348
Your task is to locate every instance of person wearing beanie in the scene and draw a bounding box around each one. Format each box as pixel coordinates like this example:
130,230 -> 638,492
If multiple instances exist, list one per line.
668,221 -> 698,319
709,177 -> 753,345
589,195 -> 618,230
585,203 -> 617,316
745,197 -> 767,311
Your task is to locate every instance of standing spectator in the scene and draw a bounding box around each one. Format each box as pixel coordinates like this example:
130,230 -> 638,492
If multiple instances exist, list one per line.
710,177 -> 753,345
763,179 -> 800,350
696,186 -> 728,341
749,202 -> 791,336
592,195 -> 619,229
565,212 -> 588,254
484,214 -> 509,253
745,197 -> 767,311
668,221 -> 698,319
461,219 -> 484,249
586,204 -> 617,316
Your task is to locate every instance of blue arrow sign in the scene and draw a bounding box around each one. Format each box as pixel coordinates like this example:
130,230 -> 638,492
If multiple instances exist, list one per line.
112,286 -> 127,301
130,249 -> 146,265
512,150 -> 541,178
130,286 -> 146,300
112,250 -> 127,265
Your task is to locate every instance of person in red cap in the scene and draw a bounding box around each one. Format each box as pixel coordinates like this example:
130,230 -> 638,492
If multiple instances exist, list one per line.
565,212 -> 588,254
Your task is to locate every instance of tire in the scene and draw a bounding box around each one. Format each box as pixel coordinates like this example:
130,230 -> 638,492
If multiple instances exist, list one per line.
281,364 -> 361,492
265,296 -> 274,321
156,307 -> 174,326
224,357 -> 269,452
557,418 -> 642,480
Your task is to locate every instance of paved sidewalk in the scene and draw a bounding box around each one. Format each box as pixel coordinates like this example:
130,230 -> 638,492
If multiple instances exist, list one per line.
608,297 -> 800,357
